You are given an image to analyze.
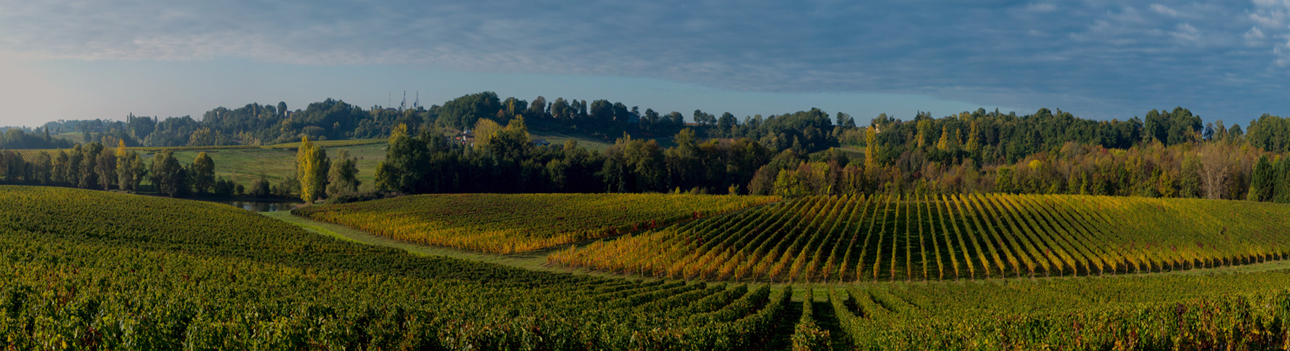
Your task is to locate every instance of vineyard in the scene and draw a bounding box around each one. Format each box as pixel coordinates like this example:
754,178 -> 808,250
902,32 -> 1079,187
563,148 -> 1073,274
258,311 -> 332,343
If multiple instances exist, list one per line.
551,194 -> 1290,282
824,271 -> 1290,350
293,193 -> 778,253
7,186 -> 1290,349
0,186 -> 793,349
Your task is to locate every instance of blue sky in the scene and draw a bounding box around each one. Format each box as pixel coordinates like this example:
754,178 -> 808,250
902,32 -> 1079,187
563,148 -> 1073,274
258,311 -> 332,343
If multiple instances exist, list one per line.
2,1 -> 1290,127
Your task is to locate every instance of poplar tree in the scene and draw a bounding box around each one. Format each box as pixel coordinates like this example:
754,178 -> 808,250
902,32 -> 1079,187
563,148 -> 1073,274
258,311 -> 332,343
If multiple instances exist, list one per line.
116,141 -> 135,191
937,125 -> 951,151
864,127 -> 878,173
915,120 -> 931,148
966,121 -> 981,152
296,136 -> 330,203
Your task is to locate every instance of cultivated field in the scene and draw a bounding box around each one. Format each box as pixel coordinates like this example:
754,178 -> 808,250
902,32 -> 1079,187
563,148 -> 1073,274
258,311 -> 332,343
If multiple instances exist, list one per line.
0,186 -> 794,349
551,194 -> 1290,282
825,270 -> 1290,350
6,186 -> 1290,349
293,193 -> 779,253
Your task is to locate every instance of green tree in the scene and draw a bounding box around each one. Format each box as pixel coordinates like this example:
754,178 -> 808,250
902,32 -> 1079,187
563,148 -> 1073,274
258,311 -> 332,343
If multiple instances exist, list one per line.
192,152 -> 216,195
664,128 -> 703,191
717,112 -> 738,137
326,149 -> 361,197
602,135 -> 665,192
34,151 -> 52,184
115,140 -> 146,192
936,125 -> 952,151
250,174 -> 272,198
116,151 -> 145,192
150,150 -> 188,197
375,130 -> 430,193
79,142 -> 103,189
773,168 -> 809,197
94,147 -> 116,190
1248,155 -> 1274,201
836,112 -> 856,128
52,150 -> 69,184
67,145 -> 83,186
212,177 -> 236,197
296,137 -> 330,203
487,117 -> 532,161
1275,157 -> 1290,203
437,92 -> 501,129
996,167 -> 1014,193
188,128 -> 215,146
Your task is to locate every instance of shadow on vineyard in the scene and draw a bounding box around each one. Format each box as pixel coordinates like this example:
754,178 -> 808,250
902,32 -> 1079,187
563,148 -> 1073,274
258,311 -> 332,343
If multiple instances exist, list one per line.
292,193 -> 779,254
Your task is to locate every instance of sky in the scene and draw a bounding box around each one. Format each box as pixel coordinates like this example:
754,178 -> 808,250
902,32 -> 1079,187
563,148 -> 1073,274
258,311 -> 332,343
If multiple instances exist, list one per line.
2,0 -> 1290,128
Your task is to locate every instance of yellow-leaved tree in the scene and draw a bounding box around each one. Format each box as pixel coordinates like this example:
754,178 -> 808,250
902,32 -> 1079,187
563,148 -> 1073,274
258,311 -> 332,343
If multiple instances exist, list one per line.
296,136 -> 330,203
936,125 -> 951,151
473,118 -> 503,148
864,126 -> 878,173
389,123 -> 408,143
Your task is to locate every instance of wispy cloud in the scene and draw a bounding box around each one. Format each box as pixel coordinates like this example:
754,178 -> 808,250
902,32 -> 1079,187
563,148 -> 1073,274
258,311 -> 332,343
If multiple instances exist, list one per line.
1151,3 -> 1179,16
0,0 -> 1287,119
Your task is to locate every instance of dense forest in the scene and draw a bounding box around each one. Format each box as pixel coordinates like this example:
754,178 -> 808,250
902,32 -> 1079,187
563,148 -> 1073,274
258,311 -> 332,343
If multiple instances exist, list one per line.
18,92 -> 691,148
371,101 -> 1290,204
7,91 -> 1290,204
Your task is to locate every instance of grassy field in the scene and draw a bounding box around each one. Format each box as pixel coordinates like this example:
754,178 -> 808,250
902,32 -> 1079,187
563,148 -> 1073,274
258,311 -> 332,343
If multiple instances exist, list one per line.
551,194 -> 1290,283
293,193 -> 779,253
827,145 -> 866,159
529,127 -> 677,151
169,143 -> 386,191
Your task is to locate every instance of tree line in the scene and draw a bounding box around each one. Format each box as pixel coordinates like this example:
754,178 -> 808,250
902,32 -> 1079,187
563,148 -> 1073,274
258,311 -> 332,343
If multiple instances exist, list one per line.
370,106 -> 1290,203
0,139 -> 358,202
24,92 -> 693,149
0,127 -> 77,149
375,119 -> 770,195
15,91 -> 1290,203
746,108 -> 1290,201
0,142 -> 234,197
